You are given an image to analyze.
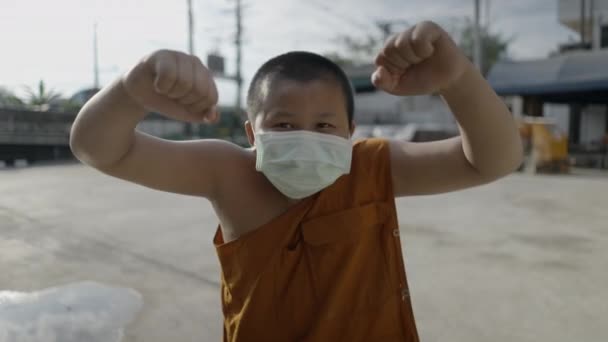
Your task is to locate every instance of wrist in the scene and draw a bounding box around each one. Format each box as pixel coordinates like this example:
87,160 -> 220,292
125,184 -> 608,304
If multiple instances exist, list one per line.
116,77 -> 147,115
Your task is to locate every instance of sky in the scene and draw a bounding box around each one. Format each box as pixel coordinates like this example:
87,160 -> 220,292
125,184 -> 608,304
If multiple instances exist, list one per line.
0,0 -> 577,105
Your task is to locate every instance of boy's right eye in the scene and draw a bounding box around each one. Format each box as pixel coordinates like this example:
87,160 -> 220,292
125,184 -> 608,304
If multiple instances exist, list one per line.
273,122 -> 294,129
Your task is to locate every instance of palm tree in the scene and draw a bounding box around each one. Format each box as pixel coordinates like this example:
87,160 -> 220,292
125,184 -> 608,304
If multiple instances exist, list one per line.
24,80 -> 62,111
0,87 -> 25,109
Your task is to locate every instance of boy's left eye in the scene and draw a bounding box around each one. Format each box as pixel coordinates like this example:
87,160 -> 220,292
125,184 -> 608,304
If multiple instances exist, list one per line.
274,122 -> 294,129
317,123 -> 335,129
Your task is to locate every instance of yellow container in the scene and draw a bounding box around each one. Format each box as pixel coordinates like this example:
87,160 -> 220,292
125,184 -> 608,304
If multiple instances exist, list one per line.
520,117 -> 569,173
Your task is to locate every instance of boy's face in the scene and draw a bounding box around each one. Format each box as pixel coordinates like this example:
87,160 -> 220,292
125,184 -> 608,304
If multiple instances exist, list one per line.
246,78 -> 354,145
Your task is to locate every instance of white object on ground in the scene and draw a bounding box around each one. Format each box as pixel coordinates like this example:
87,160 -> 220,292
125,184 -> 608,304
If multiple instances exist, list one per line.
0,281 -> 143,342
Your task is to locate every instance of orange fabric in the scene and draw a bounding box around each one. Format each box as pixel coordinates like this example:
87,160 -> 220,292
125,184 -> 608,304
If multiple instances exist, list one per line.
213,138 -> 419,342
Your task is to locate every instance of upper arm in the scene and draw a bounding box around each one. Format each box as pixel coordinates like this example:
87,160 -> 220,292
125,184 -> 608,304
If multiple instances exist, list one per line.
97,130 -> 243,199
389,137 -> 498,197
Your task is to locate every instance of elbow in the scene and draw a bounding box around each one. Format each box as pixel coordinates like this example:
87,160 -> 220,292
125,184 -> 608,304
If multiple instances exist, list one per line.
511,138 -> 525,172
504,135 -> 525,174
473,139 -> 524,182
68,113 -> 101,167
69,107 -> 109,168
69,108 -> 95,166
69,128 -> 95,167
489,138 -> 525,179
69,117 -> 86,163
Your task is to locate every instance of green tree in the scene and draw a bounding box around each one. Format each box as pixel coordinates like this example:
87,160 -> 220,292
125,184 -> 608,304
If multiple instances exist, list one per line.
325,19 -> 512,76
50,98 -> 82,113
24,80 -> 62,111
458,19 -> 512,76
324,34 -> 384,68
0,87 -> 25,109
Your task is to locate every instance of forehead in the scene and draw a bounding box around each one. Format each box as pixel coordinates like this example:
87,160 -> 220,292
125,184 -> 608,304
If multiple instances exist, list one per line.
259,77 -> 347,115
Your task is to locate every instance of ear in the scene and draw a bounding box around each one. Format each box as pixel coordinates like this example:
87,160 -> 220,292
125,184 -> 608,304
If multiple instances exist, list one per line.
245,119 -> 255,146
349,121 -> 356,138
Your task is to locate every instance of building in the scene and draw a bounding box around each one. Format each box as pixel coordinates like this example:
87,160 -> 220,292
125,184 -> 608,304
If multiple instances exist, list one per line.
0,108 -> 74,166
0,105 -> 247,166
559,0 -> 608,51
344,64 -> 458,142
137,106 -> 247,145
487,0 -> 608,168
70,88 -> 101,107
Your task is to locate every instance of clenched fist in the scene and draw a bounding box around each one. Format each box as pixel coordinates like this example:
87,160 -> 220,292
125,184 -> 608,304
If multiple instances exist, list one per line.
122,49 -> 219,123
372,21 -> 471,96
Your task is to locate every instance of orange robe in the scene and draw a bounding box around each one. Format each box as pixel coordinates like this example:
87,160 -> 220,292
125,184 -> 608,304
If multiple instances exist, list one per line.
214,139 -> 419,341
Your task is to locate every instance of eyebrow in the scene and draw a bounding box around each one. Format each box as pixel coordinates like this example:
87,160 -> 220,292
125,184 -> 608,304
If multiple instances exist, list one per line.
266,111 -> 295,119
265,111 -> 337,120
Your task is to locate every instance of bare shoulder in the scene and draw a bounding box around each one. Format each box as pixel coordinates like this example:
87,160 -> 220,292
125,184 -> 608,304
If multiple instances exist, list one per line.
98,131 -> 253,199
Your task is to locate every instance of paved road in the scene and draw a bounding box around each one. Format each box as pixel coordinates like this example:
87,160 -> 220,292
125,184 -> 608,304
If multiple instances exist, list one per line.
1,162 -> 607,341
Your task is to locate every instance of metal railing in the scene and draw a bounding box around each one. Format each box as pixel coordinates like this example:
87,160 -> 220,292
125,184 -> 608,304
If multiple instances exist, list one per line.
0,108 -> 74,146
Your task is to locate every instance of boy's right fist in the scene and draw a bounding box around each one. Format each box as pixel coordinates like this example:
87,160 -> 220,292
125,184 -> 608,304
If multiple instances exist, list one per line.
122,49 -> 219,123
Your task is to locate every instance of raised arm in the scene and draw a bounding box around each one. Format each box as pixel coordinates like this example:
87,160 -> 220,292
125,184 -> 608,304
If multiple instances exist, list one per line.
70,49 -> 241,198
372,21 -> 523,196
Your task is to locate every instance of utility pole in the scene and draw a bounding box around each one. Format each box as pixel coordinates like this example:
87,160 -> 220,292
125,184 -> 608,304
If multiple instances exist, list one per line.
485,0 -> 491,29
581,0 -> 587,44
184,0 -> 195,138
93,23 -> 100,89
590,0 -> 596,49
188,0 -> 194,55
235,0 -> 243,117
473,0 -> 483,71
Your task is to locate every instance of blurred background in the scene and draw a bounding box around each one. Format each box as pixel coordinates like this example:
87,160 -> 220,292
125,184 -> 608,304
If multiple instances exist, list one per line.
1,0 -> 607,341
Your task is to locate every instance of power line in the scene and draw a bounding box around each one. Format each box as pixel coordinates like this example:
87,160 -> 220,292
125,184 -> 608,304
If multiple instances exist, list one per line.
473,0 -> 482,71
485,0 -> 491,29
298,0 -> 377,35
185,0 -> 195,137
187,0 -> 194,54
93,22 -> 99,89
210,0 -> 245,113
235,0 -> 243,114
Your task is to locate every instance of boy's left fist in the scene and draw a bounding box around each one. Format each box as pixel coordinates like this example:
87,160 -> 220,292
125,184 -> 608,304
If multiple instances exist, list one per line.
372,21 -> 471,96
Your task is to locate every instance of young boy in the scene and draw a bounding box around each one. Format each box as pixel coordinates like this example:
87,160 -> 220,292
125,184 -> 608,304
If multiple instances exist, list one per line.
70,21 -> 522,341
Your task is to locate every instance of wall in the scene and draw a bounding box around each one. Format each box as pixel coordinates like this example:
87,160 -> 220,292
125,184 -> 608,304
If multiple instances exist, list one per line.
136,120 -> 185,138
399,94 -> 457,132
543,103 -> 571,134
580,104 -> 607,145
354,92 -> 457,132
353,92 -> 402,124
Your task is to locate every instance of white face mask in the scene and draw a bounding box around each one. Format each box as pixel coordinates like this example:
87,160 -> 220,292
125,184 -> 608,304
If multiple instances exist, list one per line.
254,130 -> 353,199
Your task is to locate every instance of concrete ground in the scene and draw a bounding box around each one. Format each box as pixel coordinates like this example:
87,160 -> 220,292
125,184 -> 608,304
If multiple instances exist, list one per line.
1,162 -> 607,341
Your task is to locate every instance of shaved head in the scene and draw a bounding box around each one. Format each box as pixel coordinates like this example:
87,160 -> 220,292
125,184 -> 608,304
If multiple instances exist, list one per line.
246,51 -> 355,124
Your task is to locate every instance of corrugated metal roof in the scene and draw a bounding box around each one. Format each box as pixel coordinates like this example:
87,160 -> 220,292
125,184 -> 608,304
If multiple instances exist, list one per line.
487,50 -> 608,95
